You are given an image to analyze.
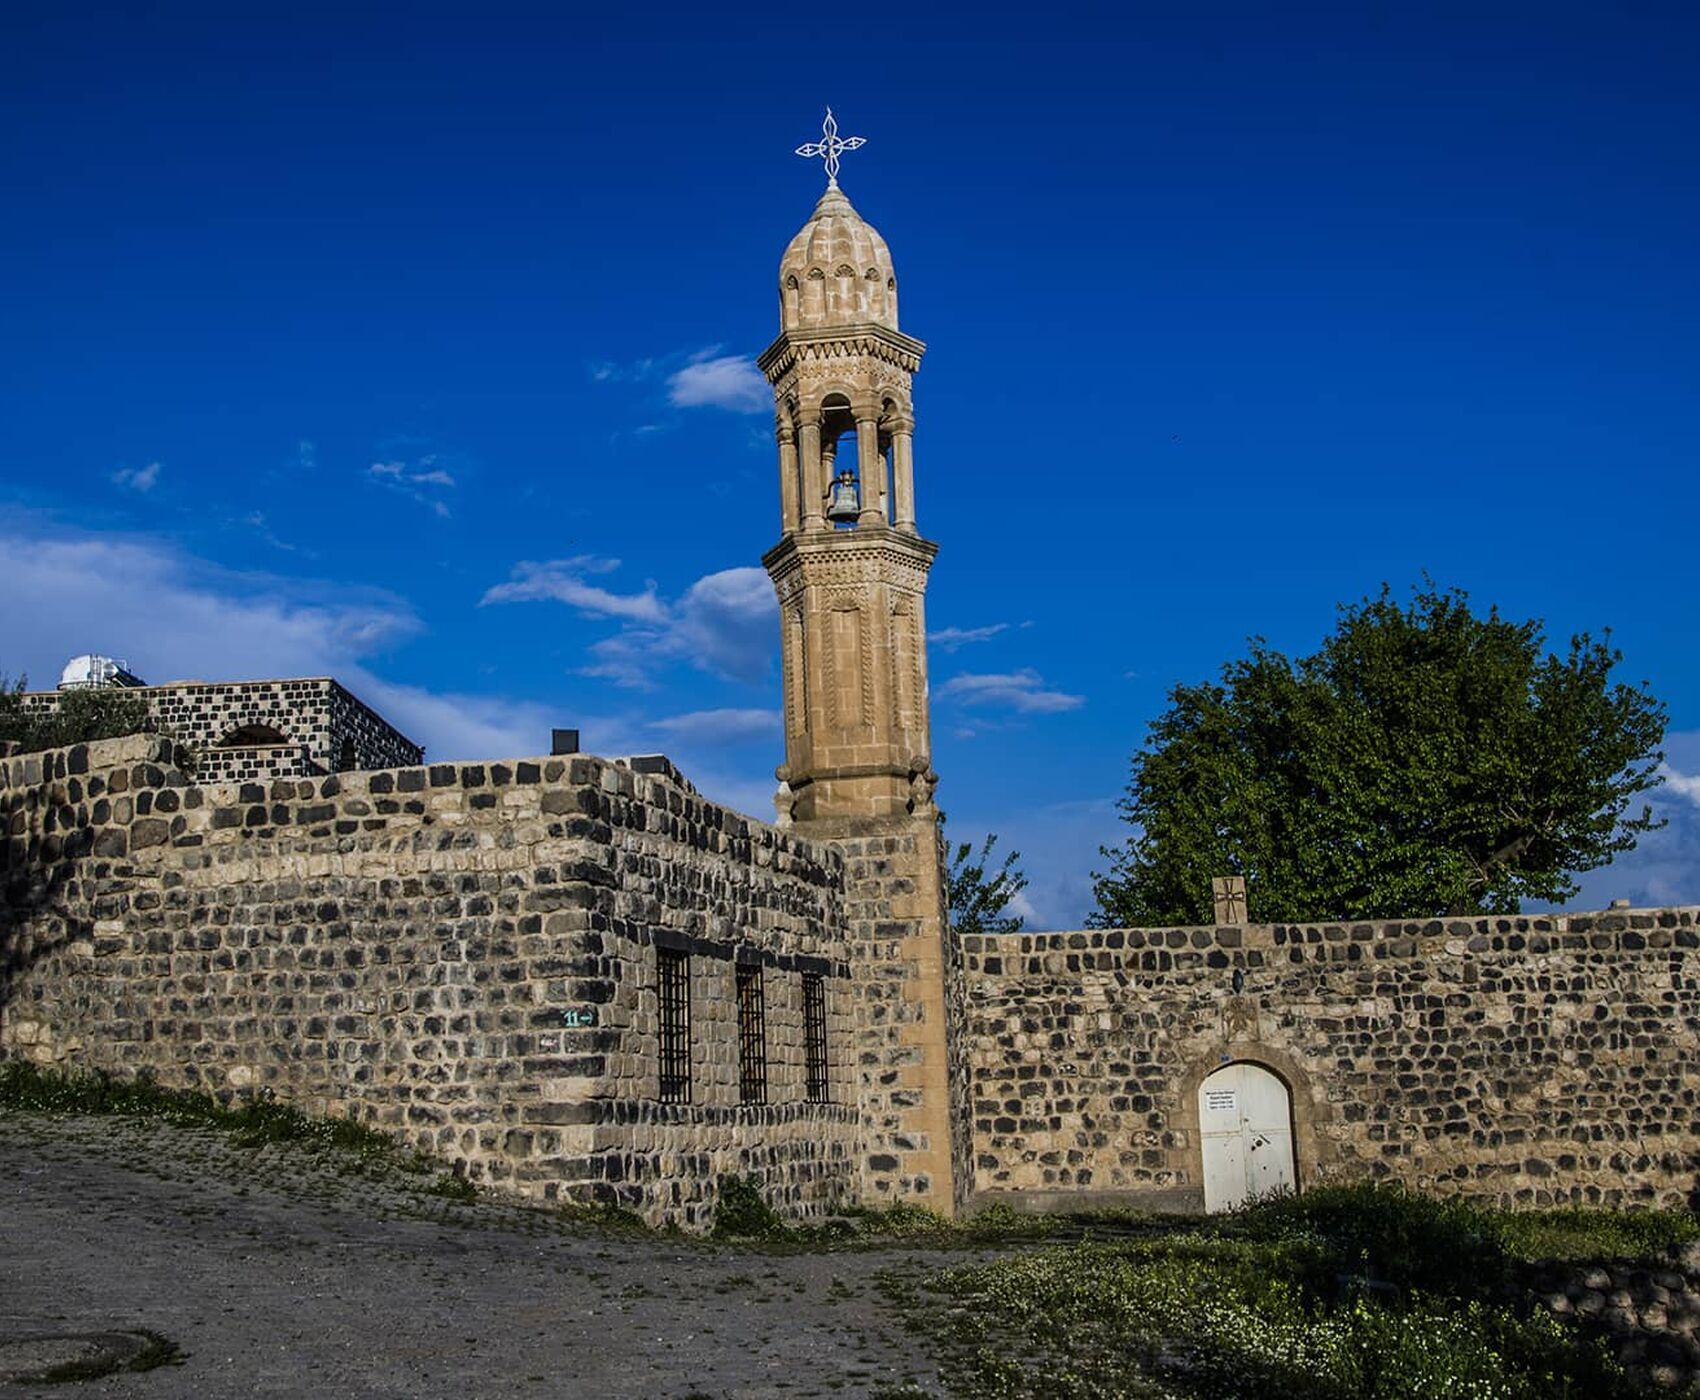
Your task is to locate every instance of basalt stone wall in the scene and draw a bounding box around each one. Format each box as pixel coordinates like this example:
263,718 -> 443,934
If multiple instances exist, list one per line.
192,743 -> 315,785
0,736 -> 856,1229
962,913 -> 1700,1213
1531,1245 -> 1700,1391
20,678 -> 422,776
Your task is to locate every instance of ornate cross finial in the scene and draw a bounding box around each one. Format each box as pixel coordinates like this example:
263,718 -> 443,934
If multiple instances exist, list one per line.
795,107 -> 865,190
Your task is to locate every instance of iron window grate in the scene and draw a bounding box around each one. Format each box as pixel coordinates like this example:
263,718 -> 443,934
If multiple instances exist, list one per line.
658,947 -> 691,1104
737,963 -> 767,1105
803,972 -> 828,1103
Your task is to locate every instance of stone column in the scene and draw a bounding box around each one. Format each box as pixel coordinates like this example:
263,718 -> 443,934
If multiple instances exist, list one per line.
776,417 -> 800,533
799,419 -> 824,530
891,418 -> 917,534
856,413 -> 884,524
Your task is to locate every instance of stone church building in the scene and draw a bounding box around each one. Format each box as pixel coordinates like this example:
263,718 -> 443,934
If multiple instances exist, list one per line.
2,151 -> 1696,1228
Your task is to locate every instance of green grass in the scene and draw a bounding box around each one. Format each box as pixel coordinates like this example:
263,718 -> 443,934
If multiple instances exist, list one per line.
1494,1205 -> 1700,1262
884,1184 -> 1696,1400
0,1061 -> 473,1199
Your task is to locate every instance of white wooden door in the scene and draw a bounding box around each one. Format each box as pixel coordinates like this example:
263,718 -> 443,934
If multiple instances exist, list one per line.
1199,1062 -> 1295,1212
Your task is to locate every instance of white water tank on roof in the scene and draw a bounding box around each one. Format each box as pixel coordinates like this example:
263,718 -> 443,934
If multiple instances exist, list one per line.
57,654 -> 145,690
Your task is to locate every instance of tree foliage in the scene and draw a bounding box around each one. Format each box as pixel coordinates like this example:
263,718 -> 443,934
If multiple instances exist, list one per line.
947,831 -> 1030,934
1090,585 -> 1667,926
0,673 -> 151,754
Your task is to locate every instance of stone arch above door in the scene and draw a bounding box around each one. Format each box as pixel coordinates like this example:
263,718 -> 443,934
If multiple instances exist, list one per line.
1177,1041 -> 1336,1204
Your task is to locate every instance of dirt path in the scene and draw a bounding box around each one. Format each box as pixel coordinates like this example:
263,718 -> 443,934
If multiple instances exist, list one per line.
0,1114 -> 950,1399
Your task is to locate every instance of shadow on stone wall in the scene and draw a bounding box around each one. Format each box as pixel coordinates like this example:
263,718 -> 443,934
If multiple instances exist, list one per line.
0,736 -> 185,1055
1529,1246 -> 1700,1392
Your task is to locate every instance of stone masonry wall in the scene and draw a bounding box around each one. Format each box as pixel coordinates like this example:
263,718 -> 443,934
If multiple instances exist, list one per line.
21,678 -> 422,777
1531,1245 -> 1700,1392
805,812 -> 967,1214
963,914 -> 1700,1213
1,736 -> 856,1229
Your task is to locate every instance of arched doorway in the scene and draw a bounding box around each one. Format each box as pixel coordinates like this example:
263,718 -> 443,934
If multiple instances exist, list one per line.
1197,1061 -> 1296,1212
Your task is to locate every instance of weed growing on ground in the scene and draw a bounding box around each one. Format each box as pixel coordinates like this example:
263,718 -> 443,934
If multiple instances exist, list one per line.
886,1184 -> 1672,1399
712,1174 -> 788,1238
1494,1204 -> 1700,1262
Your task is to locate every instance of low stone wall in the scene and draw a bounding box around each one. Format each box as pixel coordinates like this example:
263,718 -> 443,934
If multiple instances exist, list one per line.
1531,1245 -> 1700,1391
1,736 -> 857,1229
962,915 -> 1700,1212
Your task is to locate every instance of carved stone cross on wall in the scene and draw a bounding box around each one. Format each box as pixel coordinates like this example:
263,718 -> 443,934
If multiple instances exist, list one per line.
1212,875 -> 1248,926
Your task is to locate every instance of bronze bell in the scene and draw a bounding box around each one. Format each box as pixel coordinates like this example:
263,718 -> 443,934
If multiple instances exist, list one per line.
825,469 -> 861,525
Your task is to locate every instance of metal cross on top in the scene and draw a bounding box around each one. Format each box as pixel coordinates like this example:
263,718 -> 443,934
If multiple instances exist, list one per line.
795,108 -> 865,190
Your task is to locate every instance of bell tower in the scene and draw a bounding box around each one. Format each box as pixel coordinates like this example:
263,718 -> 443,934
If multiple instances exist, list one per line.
761,123 -> 937,825
761,114 -> 964,1214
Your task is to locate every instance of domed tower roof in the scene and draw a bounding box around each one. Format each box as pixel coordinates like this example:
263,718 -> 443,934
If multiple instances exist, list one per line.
778,186 -> 899,333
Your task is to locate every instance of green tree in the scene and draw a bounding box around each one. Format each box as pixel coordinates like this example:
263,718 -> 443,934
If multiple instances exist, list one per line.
947,831 -> 1030,934
0,673 -> 150,754
1090,584 -> 1667,926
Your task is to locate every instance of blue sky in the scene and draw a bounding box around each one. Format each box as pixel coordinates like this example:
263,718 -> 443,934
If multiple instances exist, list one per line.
3,4 -> 1698,925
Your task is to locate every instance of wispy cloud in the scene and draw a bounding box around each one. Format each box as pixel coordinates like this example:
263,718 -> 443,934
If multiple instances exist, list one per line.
480,556 -> 665,624
578,567 -> 776,688
648,708 -> 781,744
241,510 -> 298,554
589,357 -> 658,384
0,519 -> 790,819
296,440 -> 317,471
485,558 -> 776,690
0,527 -> 418,694
667,352 -> 769,414
112,461 -> 161,493
930,623 -> 1009,653
368,454 -> 456,517
593,347 -> 770,419
938,668 -> 1085,714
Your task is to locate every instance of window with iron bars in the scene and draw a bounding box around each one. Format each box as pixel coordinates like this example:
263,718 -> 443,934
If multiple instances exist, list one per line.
657,947 -> 691,1104
736,963 -> 767,1105
803,972 -> 828,1103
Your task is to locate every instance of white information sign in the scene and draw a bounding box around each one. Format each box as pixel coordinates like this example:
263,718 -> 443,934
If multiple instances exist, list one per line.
1204,1089 -> 1238,1114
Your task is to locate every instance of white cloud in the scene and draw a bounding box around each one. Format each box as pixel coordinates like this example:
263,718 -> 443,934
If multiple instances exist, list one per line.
1659,763 -> 1700,807
930,623 -> 1009,652
649,708 -> 781,744
112,461 -> 161,493
667,352 -> 769,414
480,557 -> 666,624
938,668 -> 1085,714
488,559 -> 776,690
589,357 -> 657,385
0,528 -> 417,694
0,520 -> 793,819
367,455 -> 456,517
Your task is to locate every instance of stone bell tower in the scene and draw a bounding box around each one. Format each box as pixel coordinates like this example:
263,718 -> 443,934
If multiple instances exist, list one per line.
761,115 -> 965,1214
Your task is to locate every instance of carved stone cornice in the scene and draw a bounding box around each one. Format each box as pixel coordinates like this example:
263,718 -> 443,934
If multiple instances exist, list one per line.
762,528 -> 939,592
758,323 -> 927,382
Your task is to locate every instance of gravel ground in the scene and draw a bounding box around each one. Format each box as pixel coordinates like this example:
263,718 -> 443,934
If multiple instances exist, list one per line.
0,1113 -> 952,1399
